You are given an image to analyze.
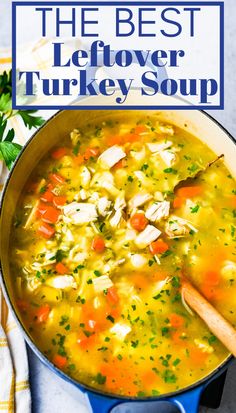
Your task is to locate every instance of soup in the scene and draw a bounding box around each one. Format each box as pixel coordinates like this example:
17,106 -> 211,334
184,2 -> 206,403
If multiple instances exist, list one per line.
10,115 -> 236,397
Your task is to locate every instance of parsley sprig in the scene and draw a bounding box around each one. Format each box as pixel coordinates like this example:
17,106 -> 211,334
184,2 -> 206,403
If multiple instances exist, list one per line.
0,70 -> 45,169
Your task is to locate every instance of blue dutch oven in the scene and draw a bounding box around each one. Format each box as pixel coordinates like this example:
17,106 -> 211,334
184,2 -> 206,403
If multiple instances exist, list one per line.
0,104 -> 235,413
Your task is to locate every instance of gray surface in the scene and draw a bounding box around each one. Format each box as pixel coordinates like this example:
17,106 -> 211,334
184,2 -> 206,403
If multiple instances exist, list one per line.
1,0 -> 236,412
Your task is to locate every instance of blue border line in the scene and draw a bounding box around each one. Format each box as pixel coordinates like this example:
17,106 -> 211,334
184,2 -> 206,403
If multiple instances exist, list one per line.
12,1 -> 224,110
12,3 -> 17,109
219,2 -> 224,109
12,1 -> 224,6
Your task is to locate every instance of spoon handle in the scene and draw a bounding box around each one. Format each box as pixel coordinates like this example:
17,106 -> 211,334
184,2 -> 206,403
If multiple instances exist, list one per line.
181,279 -> 236,357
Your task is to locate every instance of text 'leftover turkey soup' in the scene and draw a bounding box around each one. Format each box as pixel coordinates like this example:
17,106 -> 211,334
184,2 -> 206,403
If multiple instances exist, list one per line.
11,116 -> 236,397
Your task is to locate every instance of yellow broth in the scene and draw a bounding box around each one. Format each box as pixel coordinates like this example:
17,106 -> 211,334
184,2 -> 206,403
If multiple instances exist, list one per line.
10,116 -> 236,397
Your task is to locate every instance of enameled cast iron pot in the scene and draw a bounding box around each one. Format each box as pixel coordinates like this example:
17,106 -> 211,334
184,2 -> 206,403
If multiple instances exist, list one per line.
0,97 -> 235,413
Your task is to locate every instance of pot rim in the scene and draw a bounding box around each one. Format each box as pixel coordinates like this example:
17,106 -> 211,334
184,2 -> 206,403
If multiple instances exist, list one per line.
0,108 -> 235,402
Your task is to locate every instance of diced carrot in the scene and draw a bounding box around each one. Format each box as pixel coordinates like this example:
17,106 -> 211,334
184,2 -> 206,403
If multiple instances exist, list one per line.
134,125 -> 147,135
142,370 -> 157,386
47,182 -> 54,192
51,147 -> 67,160
149,239 -> 169,254
231,196 -> 236,207
16,299 -> 29,312
55,262 -> 69,275
122,133 -> 140,143
36,304 -> 50,323
41,206 -> 60,224
106,135 -> 123,146
82,301 -> 117,333
112,158 -> 126,170
52,354 -> 67,369
190,347 -> 208,365
74,153 -> 85,165
176,186 -> 202,198
201,285 -> 217,300
84,147 -> 100,160
169,313 -> 185,329
40,190 -> 53,203
38,223 -> 55,239
49,173 -> 65,185
100,360 -> 138,396
91,236 -> 105,253
53,196 -> 67,208
106,287 -> 119,305
77,332 -> 96,349
36,202 -> 48,218
172,331 -> 186,346
173,196 -> 184,209
205,270 -> 220,286
130,213 -> 148,231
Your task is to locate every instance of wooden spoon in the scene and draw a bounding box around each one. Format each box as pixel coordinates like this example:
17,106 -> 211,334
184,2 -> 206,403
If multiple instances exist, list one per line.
181,278 -> 236,357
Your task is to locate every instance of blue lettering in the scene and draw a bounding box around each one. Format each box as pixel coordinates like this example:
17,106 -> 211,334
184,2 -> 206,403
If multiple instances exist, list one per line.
116,8 -> 135,37
160,8 -> 182,37
138,8 -> 156,37
81,8 -> 99,37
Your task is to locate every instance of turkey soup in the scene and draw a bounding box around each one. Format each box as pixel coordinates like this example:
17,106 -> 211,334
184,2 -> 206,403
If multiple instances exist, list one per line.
11,115 -> 236,397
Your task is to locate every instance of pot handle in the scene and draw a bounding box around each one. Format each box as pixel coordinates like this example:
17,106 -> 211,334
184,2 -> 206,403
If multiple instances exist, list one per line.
168,385 -> 204,413
86,384 -> 204,413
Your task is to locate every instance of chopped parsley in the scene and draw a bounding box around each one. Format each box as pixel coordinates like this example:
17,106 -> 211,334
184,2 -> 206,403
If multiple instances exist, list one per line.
190,204 -> 200,213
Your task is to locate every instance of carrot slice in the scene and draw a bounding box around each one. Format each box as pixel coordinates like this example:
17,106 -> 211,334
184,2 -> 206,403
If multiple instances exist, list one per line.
84,147 -> 100,160
176,186 -> 202,198
149,239 -> 169,254
134,125 -> 147,134
231,196 -> 236,208
36,304 -> 50,323
51,147 -> 67,160
49,173 -> 65,185
106,287 -> 119,305
53,354 -> 67,369
74,153 -> 85,165
53,196 -> 67,208
142,370 -> 157,386
91,236 -> 105,253
55,262 -> 69,275
36,202 -> 48,218
172,331 -> 186,346
100,360 -> 138,396
41,206 -> 60,224
40,190 -> 53,203
122,133 -> 140,143
38,223 -> 55,239
169,313 -> 185,329
130,213 -> 148,231
112,158 -> 126,170
77,332 -> 96,349
205,270 -> 220,286
190,347 -> 208,365
106,135 -> 123,147
173,196 -> 184,209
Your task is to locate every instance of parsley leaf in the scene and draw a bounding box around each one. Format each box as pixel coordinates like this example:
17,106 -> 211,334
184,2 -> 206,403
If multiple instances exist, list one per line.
190,204 -> 200,213
95,373 -> 106,385
0,141 -> 22,169
18,110 -> 45,130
